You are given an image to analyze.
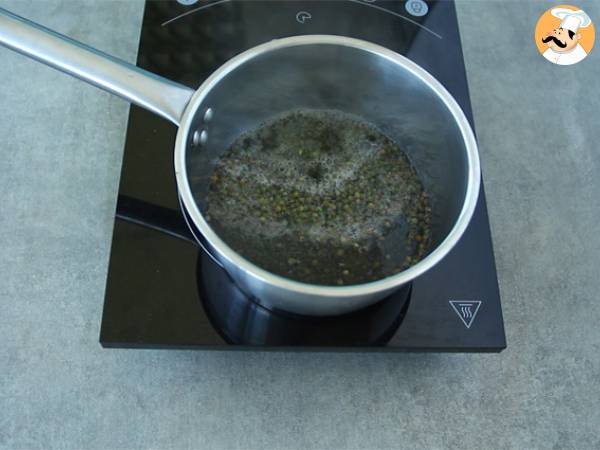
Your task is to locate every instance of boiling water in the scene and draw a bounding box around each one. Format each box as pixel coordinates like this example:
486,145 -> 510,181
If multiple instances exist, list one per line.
206,109 -> 431,285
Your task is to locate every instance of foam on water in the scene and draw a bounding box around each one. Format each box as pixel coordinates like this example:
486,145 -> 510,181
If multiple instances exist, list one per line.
205,109 -> 431,285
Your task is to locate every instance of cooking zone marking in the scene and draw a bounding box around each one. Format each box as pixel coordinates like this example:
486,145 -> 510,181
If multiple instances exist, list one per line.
162,0 -> 443,39
449,300 -> 482,329
162,0 -> 231,27
346,0 -> 441,39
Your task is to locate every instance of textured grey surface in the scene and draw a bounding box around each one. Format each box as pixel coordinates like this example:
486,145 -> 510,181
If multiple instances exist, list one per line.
1,1 -> 599,449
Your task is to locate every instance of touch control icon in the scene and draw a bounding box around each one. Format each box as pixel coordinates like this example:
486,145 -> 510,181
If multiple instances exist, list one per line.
296,11 -> 312,24
405,0 -> 428,17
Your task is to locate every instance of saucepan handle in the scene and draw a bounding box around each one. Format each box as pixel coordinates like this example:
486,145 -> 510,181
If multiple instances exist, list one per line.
0,8 -> 194,126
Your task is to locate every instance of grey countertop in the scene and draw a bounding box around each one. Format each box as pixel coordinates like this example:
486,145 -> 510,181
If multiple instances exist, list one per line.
1,1 -> 599,449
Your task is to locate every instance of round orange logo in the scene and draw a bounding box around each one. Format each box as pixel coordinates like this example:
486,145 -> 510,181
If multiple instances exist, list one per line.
534,5 -> 595,65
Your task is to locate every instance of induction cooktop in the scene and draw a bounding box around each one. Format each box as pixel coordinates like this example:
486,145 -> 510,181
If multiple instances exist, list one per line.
100,0 -> 506,351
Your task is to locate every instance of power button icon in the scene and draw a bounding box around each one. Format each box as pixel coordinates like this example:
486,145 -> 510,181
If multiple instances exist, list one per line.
296,11 -> 312,24
405,0 -> 428,17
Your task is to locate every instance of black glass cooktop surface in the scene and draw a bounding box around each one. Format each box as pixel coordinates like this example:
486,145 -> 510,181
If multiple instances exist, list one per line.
100,0 -> 506,351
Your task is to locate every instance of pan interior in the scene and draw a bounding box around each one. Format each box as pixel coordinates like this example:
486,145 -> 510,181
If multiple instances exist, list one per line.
184,43 -> 470,285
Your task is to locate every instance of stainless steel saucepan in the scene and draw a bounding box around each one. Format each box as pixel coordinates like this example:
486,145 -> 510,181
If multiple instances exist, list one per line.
0,8 -> 480,316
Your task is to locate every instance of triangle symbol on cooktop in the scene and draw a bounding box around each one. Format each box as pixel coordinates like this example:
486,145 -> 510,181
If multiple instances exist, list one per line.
449,301 -> 482,329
